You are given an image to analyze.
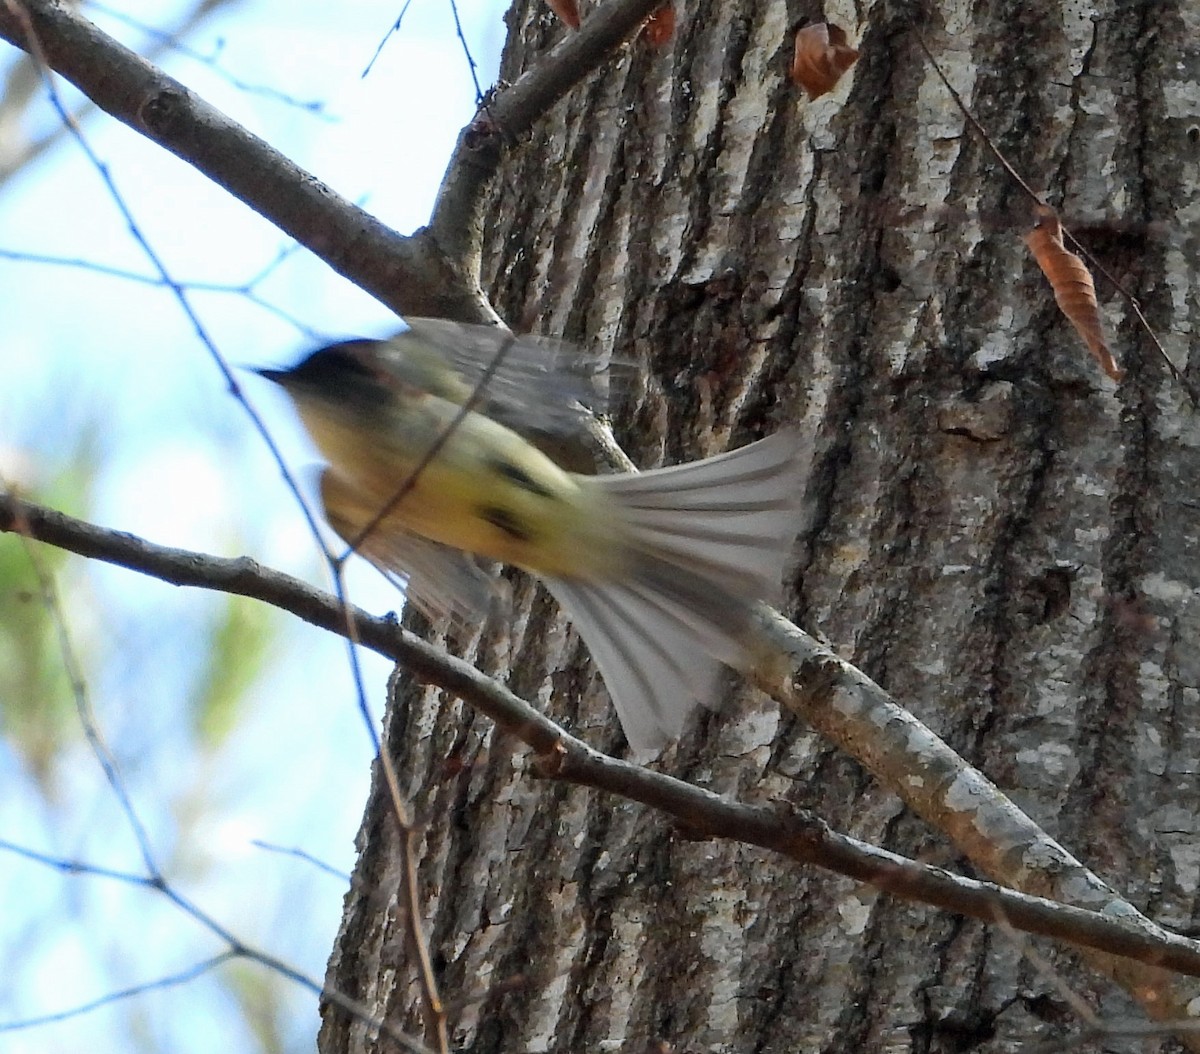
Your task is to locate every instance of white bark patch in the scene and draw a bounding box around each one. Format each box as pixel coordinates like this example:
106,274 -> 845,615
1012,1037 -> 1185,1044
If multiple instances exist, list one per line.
1141,571 -> 1196,605
714,6 -> 790,214
723,700 -> 781,754
944,773 -> 1077,873
1169,844 -> 1200,895
1014,742 -> 1081,788
1136,721 -> 1167,777
829,681 -> 866,716
1164,247 -> 1195,354
591,911 -> 647,1052
836,893 -> 873,935
699,886 -> 751,1040
1072,524 -> 1110,546
972,306 -> 1018,369
1031,677 -> 1076,720
1164,80 -> 1200,120
1060,1 -> 1096,76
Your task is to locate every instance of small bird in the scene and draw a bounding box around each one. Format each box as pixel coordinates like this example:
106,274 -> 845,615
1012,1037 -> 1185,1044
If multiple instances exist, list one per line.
259,318 -> 807,749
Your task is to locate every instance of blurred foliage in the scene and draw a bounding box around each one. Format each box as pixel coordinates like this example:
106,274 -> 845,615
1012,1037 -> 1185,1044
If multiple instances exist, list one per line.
0,445 -> 97,792
190,590 -> 276,749
227,959 -> 286,1054
0,529 -> 76,790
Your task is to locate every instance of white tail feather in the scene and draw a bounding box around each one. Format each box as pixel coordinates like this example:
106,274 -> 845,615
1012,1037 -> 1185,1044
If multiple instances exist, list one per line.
543,577 -> 725,748
548,430 -> 808,748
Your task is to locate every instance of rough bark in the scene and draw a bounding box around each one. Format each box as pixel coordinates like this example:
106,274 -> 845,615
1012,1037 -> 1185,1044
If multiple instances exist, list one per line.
322,1 -> 1200,1051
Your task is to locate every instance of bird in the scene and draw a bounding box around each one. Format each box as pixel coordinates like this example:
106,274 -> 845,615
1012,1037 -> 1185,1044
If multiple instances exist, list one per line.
258,318 -> 807,749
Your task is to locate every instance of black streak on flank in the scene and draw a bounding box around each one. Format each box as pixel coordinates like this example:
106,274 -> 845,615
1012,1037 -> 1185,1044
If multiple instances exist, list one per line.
488,457 -> 557,499
479,505 -> 534,543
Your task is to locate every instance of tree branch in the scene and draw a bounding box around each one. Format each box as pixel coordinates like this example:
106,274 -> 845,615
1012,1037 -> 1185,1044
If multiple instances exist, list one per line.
0,0 -> 236,186
0,0 -> 481,320
755,607 -> 1200,1028
0,0 -> 665,330
3,0 -> 1195,1029
6,491 -> 1200,985
427,0 -> 665,272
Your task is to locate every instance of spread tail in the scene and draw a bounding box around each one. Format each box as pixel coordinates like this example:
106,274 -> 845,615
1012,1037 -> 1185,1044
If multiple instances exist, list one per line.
547,430 -> 808,749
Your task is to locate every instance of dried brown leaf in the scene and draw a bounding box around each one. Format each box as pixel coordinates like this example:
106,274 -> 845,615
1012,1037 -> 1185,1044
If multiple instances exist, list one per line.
1024,206 -> 1123,382
641,4 -> 675,48
546,0 -> 581,30
790,22 -> 859,100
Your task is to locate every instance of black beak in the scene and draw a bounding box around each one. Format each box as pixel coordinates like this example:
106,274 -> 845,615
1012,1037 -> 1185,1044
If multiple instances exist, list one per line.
253,366 -> 289,384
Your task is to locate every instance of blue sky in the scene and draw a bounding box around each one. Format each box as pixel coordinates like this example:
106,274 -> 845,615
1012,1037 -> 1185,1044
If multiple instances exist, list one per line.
0,2 -> 507,1050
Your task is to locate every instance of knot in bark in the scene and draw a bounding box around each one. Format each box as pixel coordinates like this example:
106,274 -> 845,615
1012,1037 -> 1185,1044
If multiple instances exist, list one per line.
138,87 -> 190,137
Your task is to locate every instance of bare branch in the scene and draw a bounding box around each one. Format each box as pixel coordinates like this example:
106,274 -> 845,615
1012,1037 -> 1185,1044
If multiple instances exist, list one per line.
361,0 -> 414,79
251,840 -> 351,882
88,1 -> 336,119
10,518 -> 159,875
0,0 -> 482,320
428,0 -> 666,277
0,838 -> 438,1054
756,607 -> 1200,1033
0,0 -> 234,185
0,951 -> 238,1031
7,492 -> 1200,985
0,245 -> 327,338
0,0 -> 668,327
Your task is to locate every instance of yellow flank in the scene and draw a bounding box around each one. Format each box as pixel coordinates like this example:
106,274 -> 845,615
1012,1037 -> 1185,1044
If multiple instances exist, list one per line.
295,386 -> 630,581
258,321 -> 808,749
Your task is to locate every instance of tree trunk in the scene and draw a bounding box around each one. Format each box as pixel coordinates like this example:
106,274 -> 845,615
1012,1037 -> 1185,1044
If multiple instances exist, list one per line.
321,1 -> 1200,1050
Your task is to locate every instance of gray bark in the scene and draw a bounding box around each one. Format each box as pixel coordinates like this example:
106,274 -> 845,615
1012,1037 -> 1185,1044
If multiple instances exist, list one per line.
322,1 -> 1200,1051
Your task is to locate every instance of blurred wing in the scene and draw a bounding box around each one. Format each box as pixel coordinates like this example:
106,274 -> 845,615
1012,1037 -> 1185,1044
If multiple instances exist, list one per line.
320,468 -> 500,625
363,531 -> 500,626
399,318 -> 626,435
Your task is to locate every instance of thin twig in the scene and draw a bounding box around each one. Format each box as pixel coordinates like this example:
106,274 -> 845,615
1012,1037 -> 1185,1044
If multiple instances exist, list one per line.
990,901 -> 1200,1048
1,0 -> 330,549
251,840 -> 351,882
914,31 -> 1192,399
326,559 -> 451,1054
6,499 -> 158,876
3,11 -> 448,1038
0,0 -> 488,321
88,1 -> 335,118
0,951 -> 238,1031
447,0 -> 485,104
0,0 -> 235,187
362,0 -> 415,79
0,245 -> 326,339
0,839 -> 438,1054
7,494 -> 1200,983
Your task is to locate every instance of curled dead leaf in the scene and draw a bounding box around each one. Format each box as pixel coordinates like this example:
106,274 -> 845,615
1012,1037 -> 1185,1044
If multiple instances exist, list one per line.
546,0 -> 580,30
1023,205 -> 1123,382
641,4 -> 675,48
791,22 -> 859,99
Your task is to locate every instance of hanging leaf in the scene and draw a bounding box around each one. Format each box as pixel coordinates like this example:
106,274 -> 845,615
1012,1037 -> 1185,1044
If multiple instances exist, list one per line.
546,0 -> 581,30
1023,205 -> 1124,383
790,22 -> 859,100
641,4 -> 676,48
